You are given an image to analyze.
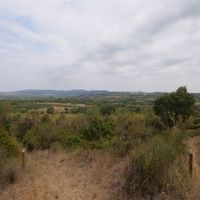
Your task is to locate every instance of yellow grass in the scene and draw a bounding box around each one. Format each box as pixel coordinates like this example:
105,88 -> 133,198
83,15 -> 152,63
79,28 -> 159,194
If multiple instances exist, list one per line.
0,150 -> 126,200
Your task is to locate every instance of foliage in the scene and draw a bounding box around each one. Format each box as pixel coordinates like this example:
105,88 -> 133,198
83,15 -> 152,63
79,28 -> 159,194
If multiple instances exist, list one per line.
154,86 -> 195,127
61,132 -> 88,148
145,112 -> 164,131
41,114 -> 51,123
13,117 -> 36,140
70,107 -> 88,114
99,103 -> 116,115
0,101 -> 11,117
0,156 -> 19,186
124,131 -> 186,198
50,142 -> 63,152
0,101 -> 12,130
83,109 -> 115,141
0,129 -> 20,187
47,106 -> 55,114
24,124 -> 60,151
0,93 -> 196,195
0,129 -> 20,157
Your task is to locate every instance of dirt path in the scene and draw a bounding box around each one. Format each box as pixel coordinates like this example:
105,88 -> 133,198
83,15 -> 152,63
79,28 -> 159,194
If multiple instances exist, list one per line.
187,136 -> 200,180
0,151 -> 125,200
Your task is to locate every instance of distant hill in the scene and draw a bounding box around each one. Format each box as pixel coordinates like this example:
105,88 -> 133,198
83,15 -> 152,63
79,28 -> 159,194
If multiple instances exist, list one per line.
0,89 -> 123,99
0,89 -> 199,101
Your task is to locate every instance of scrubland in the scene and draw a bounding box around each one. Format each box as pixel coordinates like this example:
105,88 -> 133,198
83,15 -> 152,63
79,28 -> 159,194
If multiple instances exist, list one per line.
1,88 -> 200,199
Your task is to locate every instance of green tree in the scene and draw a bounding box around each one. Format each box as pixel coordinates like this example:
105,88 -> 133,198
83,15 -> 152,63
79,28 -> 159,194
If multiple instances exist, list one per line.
153,86 -> 195,127
100,103 -> 116,116
0,101 -> 11,116
0,129 -> 19,157
47,106 -> 55,114
0,101 -> 12,130
83,108 -> 115,141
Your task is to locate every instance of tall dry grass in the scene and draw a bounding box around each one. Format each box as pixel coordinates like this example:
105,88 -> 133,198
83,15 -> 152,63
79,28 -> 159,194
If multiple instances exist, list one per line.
0,150 -> 126,200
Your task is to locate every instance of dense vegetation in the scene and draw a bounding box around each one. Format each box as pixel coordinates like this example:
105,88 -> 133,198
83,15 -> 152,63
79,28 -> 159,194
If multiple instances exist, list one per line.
154,87 -> 195,127
0,87 -> 200,198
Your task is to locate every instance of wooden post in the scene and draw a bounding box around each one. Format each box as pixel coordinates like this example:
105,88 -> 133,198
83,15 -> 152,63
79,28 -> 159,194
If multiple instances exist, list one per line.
189,149 -> 193,177
22,149 -> 25,169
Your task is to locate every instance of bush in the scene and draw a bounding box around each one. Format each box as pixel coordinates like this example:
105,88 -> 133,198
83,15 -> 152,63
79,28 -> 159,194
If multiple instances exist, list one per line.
13,117 -> 36,141
120,114 -> 146,138
145,113 -> 164,130
61,132 -> 88,148
0,130 -> 20,187
50,142 -> 63,153
124,133 -> 185,198
0,157 -> 19,186
110,114 -> 151,156
192,117 -> 200,125
47,106 -> 55,114
99,104 -> 116,115
24,124 -> 61,151
111,137 -> 133,157
0,130 -> 20,157
83,112 -> 115,141
41,114 -> 51,123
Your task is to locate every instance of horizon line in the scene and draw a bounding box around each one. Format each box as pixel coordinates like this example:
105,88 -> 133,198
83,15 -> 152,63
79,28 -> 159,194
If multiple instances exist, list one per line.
0,88 -> 199,94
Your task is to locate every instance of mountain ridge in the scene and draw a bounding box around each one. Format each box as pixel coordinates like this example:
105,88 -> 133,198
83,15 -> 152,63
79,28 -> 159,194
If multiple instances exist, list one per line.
0,89 -> 127,98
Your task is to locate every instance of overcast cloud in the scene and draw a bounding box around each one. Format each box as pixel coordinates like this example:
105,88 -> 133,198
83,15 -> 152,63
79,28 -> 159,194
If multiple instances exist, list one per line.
0,0 -> 200,92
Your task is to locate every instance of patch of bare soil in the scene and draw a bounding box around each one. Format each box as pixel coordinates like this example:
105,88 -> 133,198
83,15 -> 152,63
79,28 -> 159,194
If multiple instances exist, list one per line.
0,151 -> 125,200
188,136 -> 200,181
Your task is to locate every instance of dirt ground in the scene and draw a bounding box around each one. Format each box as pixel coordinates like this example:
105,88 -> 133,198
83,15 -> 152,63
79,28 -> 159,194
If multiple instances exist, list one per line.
0,151 -> 125,200
188,136 -> 200,181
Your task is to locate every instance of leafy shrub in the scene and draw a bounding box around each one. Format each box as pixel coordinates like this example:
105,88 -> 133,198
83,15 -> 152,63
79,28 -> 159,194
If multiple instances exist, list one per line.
70,114 -> 89,133
185,117 -> 200,131
41,114 -> 51,123
192,117 -> 200,125
111,114 -> 151,156
61,132 -> 88,148
47,106 -> 55,114
50,142 -> 63,153
0,130 -> 20,157
145,113 -> 164,130
83,112 -> 115,141
0,130 -> 20,187
111,137 -> 133,157
0,101 -> 11,118
13,117 -> 36,141
0,157 -> 19,186
120,114 -> 146,139
70,107 -> 88,114
99,104 -> 116,115
24,124 -> 61,151
124,133 -> 184,198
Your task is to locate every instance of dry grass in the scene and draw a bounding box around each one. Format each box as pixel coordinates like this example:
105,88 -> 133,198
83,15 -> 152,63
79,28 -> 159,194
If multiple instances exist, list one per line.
0,150 -> 126,200
2,140 -> 200,200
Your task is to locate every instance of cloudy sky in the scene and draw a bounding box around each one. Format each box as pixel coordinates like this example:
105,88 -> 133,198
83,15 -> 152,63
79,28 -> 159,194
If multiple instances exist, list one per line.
0,0 -> 200,92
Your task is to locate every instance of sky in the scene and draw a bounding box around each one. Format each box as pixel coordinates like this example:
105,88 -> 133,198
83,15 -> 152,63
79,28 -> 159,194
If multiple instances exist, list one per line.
0,0 -> 200,92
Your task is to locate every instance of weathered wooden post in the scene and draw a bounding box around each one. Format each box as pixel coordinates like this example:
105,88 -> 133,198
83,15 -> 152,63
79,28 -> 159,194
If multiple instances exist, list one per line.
22,149 -> 26,169
189,149 -> 193,177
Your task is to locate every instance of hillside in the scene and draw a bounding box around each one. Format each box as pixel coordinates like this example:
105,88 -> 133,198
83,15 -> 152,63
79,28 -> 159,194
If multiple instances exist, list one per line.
0,90 -> 114,98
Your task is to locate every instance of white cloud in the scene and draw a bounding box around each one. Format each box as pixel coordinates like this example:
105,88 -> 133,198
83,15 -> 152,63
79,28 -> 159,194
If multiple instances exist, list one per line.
0,0 -> 200,92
